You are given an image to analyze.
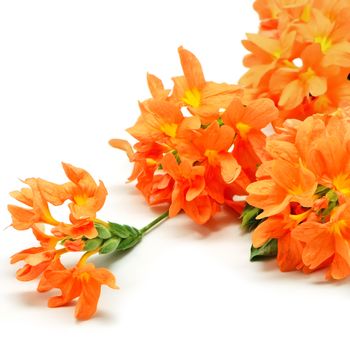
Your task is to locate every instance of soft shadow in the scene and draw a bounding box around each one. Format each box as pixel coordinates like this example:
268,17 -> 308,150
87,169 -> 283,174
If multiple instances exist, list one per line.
10,290 -> 49,308
85,310 -> 117,323
92,248 -> 134,269
313,278 -> 349,287
252,258 -> 278,273
182,208 -> 241,238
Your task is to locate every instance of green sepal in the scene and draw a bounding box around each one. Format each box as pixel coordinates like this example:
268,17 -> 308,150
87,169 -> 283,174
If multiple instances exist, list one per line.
116,228 -> 142,251
109,222 -> 138,239
172,150 -> 181,164
99,237 -> 121,254
95,223 -> 112,239
315,184 -> 331,197
84,237 -> 103,251
320,189 -> 339,220
217,117 -> 224,126
250,239 -> 278,261
241,204 -> 264,232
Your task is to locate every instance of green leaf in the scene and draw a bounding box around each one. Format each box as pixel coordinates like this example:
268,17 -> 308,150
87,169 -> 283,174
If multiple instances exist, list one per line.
250,239 -> 278,261
99,237 -> 121,254
116,237 -> 141,251
95,223 -> 112,239
116,234 -> 142,251
241,204 -> 264,232
84,237 -> 103,251
108,222 -> 139,239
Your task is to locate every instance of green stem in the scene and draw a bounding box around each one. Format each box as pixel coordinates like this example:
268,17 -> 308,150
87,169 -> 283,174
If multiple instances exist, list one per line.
140,211 -> 169,235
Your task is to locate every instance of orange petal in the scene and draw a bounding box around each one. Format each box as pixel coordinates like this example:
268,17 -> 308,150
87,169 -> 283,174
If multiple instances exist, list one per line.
109,139 -> 134,161
178,46 -> 206,90
278,80 -> 305,110
75,278 -> 101,320
242,98 -> 279,129
252,216 -> 285,248
277,234 -> 304,272
218,153 -> 241,184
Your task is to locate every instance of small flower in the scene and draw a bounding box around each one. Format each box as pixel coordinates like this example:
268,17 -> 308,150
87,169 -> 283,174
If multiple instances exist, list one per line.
45,262 -> 118,320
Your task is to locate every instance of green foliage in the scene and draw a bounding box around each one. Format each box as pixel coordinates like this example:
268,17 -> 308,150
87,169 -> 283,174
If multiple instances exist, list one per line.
95,223 -> 112,239
241,204 -> 264,232
99,237 -> 121,254
320,189 -> 339,221
84,237 -> 103,251
109,223 -> 139,239
250,239 -> 278,261
315,184 -> 331,197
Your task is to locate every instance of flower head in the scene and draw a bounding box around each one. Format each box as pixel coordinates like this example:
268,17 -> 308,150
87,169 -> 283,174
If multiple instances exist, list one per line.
247,111 -> 350,279
45,262 -> 117,320
241,0 -> 350,127
110,47 -> 278,224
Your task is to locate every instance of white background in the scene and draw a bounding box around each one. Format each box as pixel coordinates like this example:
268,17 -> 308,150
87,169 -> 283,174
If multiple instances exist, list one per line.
0,1 -> 349,349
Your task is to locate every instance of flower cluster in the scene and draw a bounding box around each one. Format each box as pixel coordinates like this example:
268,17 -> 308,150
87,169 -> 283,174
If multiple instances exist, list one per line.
8,1 -> 350,322
245,110 -> 350,279
8,163 -> 118,320
241,0 -> 350,127
110,47 -> 279,224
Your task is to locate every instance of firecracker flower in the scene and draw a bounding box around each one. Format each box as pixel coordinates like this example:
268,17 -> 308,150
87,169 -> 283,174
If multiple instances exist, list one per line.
244,110 -> 350,280
8,163 -> 169,320
240,0 -> 350,127
110,47 -> 279,224
8,0 -> 350,322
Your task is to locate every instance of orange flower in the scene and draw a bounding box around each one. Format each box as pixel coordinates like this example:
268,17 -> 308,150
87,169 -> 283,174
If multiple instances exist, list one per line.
242,0 -> 350,126
252,205 -> 311,271
8,165 -> 120,320
293,203 -> 350,279
247,158 -> 317,218
172,46 -> 241,124
146,73 -> 170,100
161,153 -> 214,224
269,44 -> 331,110
61,162 -> 107,220
222,97 -> 279,178
126,99 -> 200,145
8,178 -> 61,230
10,225 -> 62,282
240,30 -> 297,89
45,263 -> 118,320
52,218 -> 98,240
11,247 -> 57,281
8,163 -> 107,240
247,112 -> 350,279
296,7 -> 350,67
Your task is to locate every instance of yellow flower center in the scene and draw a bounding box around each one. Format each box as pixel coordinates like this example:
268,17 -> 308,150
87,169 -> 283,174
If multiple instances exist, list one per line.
331,219 -> 348,235
333,174 -> 350,196
80,272 -> 91,282
182,88 -> 201,108
272,50 -> 281,60
289,210 -> 311,224
300,67 -> 315,83
314,95 -> 330,112
236,122 -> 251,139
314,36 -> 332,53
284,60 -> 298,69
205,149 -> 218,165
74,195 -> 87,206
160,123 -> 178,138
300,5 -> 311,22
146,158 -> 158,166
